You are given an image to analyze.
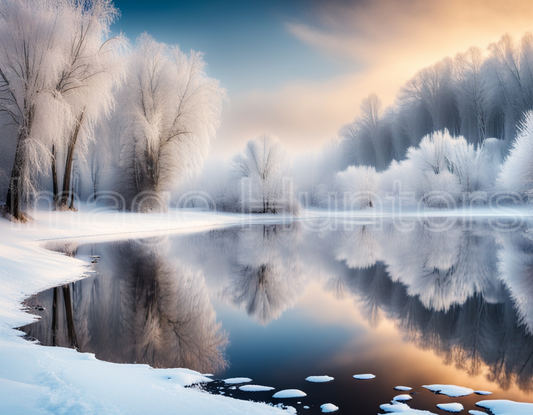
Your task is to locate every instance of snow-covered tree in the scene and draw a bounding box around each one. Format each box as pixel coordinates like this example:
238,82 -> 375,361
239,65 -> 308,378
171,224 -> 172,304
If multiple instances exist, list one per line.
231,134 -> 299,214
118,34 -> 224,212
335,165 -> 381,209
0,0 -> 66,220
497,111 -> 533,198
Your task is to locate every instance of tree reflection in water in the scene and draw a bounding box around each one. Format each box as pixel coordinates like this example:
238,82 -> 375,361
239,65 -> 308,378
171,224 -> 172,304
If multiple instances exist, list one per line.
21,219 -> 533,393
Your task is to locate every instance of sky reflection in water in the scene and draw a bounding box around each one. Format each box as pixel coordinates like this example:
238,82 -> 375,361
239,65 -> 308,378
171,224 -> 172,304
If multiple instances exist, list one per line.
21,218 -> 533,414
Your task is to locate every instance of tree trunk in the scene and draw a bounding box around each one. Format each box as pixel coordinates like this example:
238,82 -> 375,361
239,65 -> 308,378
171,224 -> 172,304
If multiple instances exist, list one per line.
52,145 -> 58,202
5,131 -> 25,221
59,111 -> 84,209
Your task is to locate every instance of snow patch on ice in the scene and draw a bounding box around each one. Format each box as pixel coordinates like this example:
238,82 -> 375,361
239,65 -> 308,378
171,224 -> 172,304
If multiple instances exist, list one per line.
394,386 -> 412,391
353,373 -> 375,380
437,403 -> 464,413
273,389 -> 307,398
224,377 -> 252,384
239,385 -> 275,392
320,403 -> 339,413
380,401 -> 437,414
306,375 -> 334,383
423,384 -> 474,397
476,399 -> 533,414
393,394 -> 412,402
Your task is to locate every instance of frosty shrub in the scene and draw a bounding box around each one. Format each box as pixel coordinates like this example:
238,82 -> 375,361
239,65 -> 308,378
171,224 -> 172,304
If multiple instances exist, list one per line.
497,111 -> 533,200
335,165 -> 381,209
230,134 -> 299,214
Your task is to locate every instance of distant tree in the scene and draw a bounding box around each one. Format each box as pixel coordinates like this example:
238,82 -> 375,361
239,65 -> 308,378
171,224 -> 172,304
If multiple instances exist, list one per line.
118,34 -> 224,212
335,165 -> 380,209
231,134 -> 299,214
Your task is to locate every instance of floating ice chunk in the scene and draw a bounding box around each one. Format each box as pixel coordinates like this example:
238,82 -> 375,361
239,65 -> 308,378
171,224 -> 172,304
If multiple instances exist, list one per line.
394,386 -> 412,391
476,399 -> 533,414
353,374 -> 376,380
381,401 -> 437,414
229,386 -> 236,390
239,385 -> 275,392
468,411 -> 486,415
224,377 -> 252,384
273,389 -> 307,398
306,375 -> 334,383
320,403 -> 339,413
393,394 -> 413,402
437,403 -> 464,413
423,384 -> 474,397
474,390 -> 492,396
303,406 -> 310,410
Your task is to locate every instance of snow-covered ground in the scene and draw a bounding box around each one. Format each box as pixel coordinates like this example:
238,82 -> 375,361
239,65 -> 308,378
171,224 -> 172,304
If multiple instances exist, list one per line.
0,205 -> 296,415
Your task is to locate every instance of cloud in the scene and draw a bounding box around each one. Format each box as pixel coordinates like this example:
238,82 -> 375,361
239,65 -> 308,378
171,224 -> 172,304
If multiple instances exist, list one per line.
213,0 -> 533,156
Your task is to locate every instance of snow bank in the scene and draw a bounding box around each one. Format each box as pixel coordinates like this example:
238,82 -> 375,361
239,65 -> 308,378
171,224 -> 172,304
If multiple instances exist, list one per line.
436,403 -> 464,413
320,403 -> 339,413
273,389 -> 307,398
422,384 -> 474,397
306,375 -> 334,383
353,373 -> 376,380
475,399 -> 533,414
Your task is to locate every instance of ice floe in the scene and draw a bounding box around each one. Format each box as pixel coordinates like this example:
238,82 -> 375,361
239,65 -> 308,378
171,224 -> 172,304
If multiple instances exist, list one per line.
380,401 -> 437,414
224,377 -> 252,384
306,376 -> 334,383
393,395 -> 412,402
474,391 -> 492,396
353,374 -> 376,380
394,386 -> 412,391
320,403 -> 339,413
423,384 -> 474,397
273,389 -> 307,398
476,399 -> 533,414
437,403 -> 464,413
239,385 -> 275,392
468,411 -> 486,415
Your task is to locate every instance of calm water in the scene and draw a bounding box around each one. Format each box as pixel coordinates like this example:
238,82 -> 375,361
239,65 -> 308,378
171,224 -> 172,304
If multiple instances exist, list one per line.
21,218 -> 533,414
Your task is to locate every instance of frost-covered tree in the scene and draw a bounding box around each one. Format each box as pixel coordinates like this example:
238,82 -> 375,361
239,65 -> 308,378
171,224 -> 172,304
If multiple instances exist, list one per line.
52,0 -> 126,210
497,111 -> 533,198
231,134 -> 299,214
335,165 -> 380,209
118,34 -> 224,212
0,0 -> 65,220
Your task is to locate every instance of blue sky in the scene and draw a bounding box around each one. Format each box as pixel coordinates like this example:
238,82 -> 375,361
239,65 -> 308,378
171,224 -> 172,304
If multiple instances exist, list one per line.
110,0 -> 533,156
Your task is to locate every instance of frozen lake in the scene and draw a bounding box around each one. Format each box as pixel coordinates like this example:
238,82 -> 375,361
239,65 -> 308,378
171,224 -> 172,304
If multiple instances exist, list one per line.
20,217 -> 533,414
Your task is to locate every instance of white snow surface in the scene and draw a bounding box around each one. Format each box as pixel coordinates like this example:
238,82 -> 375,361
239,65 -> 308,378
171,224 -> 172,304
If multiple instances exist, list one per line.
436,403 -> 464,413
306,375 -> 334,383
239,385 -> 275,392
423,384 -> 474,397
0,205 -> 297,415
468,411 -> 486,415
380,402 -> 437,414
394,386 -> 413,391
474,390 -> 492,395
320,403 -> 339,413
273,389 -> 307,398
224,377 -> 253,384
393,395 -> 412,401
353,373 -> 376,380
476,399 -> 533,414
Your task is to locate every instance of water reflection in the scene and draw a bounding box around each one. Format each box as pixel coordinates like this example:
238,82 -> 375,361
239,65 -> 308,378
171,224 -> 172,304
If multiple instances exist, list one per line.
21,219 -> 533,394
23,237 -> 228,372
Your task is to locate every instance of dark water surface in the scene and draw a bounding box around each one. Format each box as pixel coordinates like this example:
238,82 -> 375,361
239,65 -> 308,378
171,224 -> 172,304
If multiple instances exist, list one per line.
21,218 -> 533,414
